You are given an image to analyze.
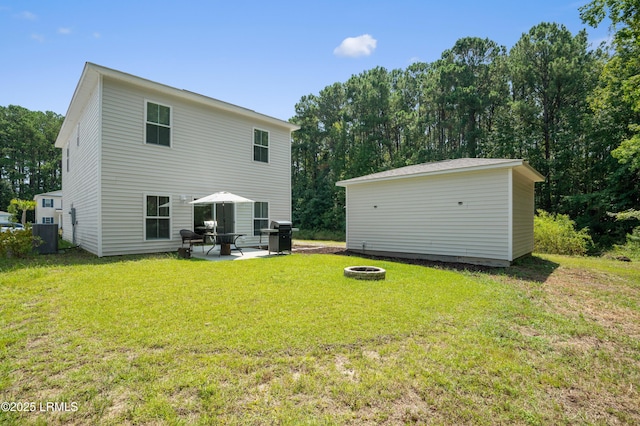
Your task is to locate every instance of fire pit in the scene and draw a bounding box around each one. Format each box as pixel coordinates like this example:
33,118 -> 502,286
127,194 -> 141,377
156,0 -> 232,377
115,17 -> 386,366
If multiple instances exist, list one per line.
344,266 -> 386,280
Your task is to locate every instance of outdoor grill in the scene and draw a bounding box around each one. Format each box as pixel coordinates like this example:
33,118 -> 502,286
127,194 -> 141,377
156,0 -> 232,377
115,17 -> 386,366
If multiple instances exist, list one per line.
264,220 -> 294,254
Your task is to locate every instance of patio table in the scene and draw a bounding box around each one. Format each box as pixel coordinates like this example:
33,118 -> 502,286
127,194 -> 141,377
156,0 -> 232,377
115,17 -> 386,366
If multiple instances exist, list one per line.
204,233 -> 245,256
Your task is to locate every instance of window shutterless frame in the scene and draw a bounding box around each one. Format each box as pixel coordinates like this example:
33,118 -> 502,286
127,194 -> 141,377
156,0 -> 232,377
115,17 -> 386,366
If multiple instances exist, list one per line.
253,128 -> 269,163
144,100 -> 172,147
144,194 -> 172,240
253,201 -> 269,236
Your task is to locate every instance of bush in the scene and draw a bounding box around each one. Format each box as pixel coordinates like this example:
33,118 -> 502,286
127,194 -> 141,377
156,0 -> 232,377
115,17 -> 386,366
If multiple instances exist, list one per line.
0,225 -> 42,258
294,229 -> 345,241
534,210 -> 593,256
611,226 -> 640,259
608,209 -> 640,259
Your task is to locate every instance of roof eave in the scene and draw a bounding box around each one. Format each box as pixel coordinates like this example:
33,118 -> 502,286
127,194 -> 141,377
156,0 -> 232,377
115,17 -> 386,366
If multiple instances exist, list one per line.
55,62 -> 299,148
336,160 -> 534,187
515,161 -> 546,182
33,190 -> 63,200
55,62 -> 98,148
91,63 -> 300,131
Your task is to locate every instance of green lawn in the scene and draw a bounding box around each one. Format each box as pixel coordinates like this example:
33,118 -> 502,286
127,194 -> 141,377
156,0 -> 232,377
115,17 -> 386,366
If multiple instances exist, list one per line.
1,251 -> 639,424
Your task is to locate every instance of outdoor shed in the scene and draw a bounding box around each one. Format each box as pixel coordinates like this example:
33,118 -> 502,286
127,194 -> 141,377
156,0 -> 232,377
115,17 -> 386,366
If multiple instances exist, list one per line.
336,158 -> 544,267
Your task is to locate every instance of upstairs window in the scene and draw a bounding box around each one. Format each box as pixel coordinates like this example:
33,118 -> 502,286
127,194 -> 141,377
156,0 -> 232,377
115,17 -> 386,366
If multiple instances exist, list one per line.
42,199 -> 54,208
146,102 -> 171,147
253,129 -> 269,163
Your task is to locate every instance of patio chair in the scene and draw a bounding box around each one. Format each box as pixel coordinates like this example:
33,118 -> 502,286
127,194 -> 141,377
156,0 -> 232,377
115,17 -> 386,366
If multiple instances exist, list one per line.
180,229 -> 205,252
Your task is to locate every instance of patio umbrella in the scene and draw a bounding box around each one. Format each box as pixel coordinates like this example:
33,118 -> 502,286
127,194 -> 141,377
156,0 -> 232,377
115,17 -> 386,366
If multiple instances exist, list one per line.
190,191 -> 254,233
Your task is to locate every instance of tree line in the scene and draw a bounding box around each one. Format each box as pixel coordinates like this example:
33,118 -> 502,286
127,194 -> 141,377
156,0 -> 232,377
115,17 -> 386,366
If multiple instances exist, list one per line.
291,2 -> 640,248
0,105 -> 63,217
1,1 -> 637,248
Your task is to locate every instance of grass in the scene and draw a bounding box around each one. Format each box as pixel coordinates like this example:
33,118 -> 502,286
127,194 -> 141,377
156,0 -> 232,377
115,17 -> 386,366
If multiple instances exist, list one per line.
0,250 -> 639,424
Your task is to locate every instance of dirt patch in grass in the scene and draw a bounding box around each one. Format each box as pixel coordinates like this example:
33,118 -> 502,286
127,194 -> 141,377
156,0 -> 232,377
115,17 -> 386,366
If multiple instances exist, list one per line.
292,245 -> 346,255
546,380 -> 640,425
104,388 -> 134,420
544,266 -> 640,339
513,264 -> 640,424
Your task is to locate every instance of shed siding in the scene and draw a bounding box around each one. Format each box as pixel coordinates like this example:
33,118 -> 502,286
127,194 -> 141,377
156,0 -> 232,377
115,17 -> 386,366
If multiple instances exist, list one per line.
511,169 -> 535,259
345,169 -> 511,261
60,85 -> 101,255
99,78 -> 291,255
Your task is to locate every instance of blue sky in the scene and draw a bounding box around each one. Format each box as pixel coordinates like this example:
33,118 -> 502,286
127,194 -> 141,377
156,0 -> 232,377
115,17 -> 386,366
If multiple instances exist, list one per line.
0,1 -> 609,121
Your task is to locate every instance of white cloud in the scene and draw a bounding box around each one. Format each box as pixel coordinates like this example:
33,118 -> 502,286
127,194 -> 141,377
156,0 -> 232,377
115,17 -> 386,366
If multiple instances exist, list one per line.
58,27 -> 72,35
19,11 -> 37,20
590,35 -> 613,48
31,33 -> 45,42
333,34 -> 377,58
93,32 -> 101,39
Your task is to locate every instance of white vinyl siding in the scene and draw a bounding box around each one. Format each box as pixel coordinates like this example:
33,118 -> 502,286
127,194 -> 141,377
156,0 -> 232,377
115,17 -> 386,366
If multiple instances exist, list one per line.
512,169 -> 535,259
60,86 -> 101,255
34,193 -> 63,227
99,77 -> 292,255
344,169 -> 511,262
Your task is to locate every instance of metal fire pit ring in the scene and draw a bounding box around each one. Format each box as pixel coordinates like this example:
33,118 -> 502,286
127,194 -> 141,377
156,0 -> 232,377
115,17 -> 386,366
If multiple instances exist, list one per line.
344,266 -> 386,280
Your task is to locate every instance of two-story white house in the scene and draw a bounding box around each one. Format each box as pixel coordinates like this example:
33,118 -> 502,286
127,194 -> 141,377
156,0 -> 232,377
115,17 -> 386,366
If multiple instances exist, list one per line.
55,63 -> 299,257
0,211 -> 11,224
33,190 -> 63,227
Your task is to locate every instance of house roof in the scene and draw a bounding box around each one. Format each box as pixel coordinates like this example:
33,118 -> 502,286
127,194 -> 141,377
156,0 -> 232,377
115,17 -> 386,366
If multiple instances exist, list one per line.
55,62 -> 300,148
336,158 -> 545,187
33,190 -> 63,199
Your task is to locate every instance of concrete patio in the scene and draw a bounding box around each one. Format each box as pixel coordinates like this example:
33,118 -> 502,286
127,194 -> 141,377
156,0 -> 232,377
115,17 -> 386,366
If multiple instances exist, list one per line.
189,245 -> 276,261
183,241 -> 344,261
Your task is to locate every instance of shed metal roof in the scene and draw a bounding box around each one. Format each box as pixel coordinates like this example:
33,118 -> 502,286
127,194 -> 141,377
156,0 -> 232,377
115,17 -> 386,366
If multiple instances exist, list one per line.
336,158 -> 544,186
